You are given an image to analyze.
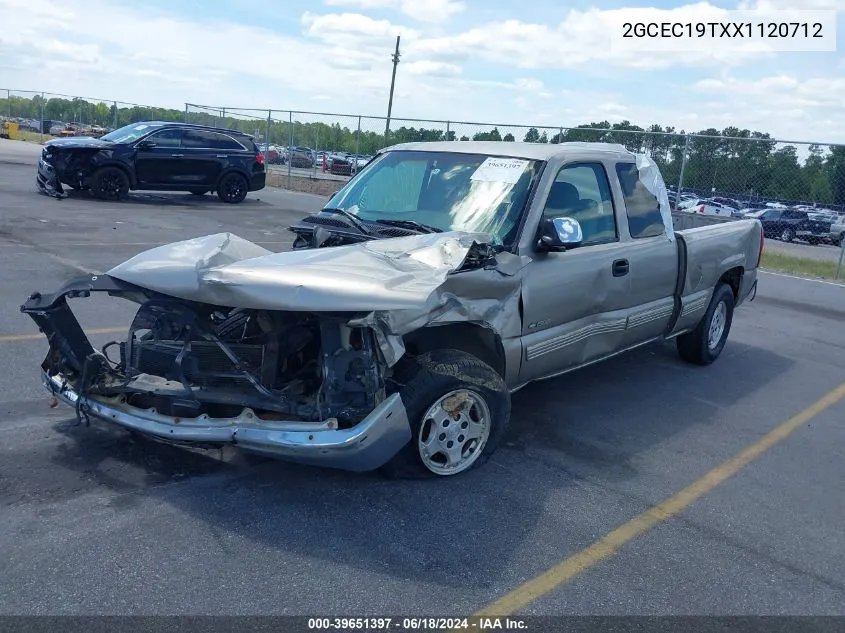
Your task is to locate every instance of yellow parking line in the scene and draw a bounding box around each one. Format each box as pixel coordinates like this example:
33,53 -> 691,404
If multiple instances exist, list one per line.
471,381 -> 845,618
0,326 -> 126,343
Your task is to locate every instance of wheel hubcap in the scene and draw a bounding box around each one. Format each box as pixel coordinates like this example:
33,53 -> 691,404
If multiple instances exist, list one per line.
417,389 -> 491,476
224,178 -> 244,200
708,301 -> 727,350
101,174 -> 121,197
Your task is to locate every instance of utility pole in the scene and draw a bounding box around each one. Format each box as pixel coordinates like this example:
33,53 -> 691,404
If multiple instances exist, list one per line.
384,35 -> 401,142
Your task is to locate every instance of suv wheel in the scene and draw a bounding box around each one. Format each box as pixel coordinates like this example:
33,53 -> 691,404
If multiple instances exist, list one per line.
780,227 -> 795,242
90,166 -> 129,201
217,173 -> 248,204
379,349 -> 510,479
676,283 -> 735,366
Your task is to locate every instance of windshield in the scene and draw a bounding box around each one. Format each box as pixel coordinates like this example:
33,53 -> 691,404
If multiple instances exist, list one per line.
325,150 -> 541,246
99,122 -> 161,144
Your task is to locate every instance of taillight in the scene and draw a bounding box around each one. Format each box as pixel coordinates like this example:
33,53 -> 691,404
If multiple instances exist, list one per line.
255,153 -> 265,164
757,224 -> 765,267
698,205 -> 704,214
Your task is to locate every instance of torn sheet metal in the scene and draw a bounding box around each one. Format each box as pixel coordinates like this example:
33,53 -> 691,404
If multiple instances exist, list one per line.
631,151 -> 675,242
107,232 -> 531,365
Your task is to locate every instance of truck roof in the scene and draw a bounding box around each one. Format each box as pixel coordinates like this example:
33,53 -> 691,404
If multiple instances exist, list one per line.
382,140 -> 634,161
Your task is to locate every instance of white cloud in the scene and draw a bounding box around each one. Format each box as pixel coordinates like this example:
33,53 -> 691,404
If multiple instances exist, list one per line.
404,60 -> 462,76
323,0 -> 465,22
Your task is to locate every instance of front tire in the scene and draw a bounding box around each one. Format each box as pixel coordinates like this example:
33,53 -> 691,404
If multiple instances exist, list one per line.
90,166 -> 129,201
379,349 -> 510,479
676,283 -> 735,366
217,172 -> 248,203
780,227 -> 795,242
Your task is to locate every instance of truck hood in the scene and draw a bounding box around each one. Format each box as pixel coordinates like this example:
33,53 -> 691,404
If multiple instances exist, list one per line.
107,231 -> 524,313
45,136 -> 112,150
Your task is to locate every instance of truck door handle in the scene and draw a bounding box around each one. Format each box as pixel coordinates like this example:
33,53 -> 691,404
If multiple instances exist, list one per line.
612,259 -> 629,277
171,153 -> 184,157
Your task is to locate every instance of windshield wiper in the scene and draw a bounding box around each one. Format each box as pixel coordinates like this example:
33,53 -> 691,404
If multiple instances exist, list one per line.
321,207 -> 373,236
374,219 -> 442,234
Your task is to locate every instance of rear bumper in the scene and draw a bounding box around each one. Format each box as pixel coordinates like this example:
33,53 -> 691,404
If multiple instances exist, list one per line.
249,171 -> 266,191
738,268 -> 758,306
43,371 -> 411,472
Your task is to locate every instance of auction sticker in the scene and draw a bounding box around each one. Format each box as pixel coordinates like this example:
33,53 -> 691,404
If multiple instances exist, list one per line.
470,158 -> 529,184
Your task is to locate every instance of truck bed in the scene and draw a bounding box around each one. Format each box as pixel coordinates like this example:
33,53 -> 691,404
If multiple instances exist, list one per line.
669,217 -> 763,337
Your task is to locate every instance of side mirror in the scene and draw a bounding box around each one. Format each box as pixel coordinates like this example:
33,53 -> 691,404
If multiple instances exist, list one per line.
537,217 -> 583,252
136,140 -> 156,150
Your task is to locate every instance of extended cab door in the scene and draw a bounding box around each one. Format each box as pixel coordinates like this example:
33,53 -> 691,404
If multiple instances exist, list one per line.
518,161 -> 634,383
612,161 -> 679,348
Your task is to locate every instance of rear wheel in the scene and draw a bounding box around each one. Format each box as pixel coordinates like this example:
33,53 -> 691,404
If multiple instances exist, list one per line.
90,166 -> 129,201
217,173 -> 248,204
379,349 -> 510,479
676,283 -> 735,366
780,227 -> 795,242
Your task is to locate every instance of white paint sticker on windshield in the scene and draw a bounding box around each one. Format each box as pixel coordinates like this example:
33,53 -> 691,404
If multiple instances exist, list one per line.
470,158 -> 529,184
134,124 -> 149,130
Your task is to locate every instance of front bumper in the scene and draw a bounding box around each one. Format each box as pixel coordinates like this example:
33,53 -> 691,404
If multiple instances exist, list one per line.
44,371 -> 411,472
36,156 -> 64,197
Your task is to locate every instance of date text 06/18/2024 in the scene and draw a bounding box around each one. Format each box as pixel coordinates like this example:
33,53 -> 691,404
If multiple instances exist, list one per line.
306,617 -> 528,630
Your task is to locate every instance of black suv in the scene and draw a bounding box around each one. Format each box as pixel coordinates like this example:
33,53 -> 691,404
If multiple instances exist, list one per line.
756,207 -> 832,245
36,121 -> 266,203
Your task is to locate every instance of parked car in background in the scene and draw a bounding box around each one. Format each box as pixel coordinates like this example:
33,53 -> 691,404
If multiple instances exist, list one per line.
288,147 -> 315,168
36,121 -> 266,203
679,198 -> 734,217
756,207 -> 832,245
260,144 -> 282,164
328,153 -> 354,176
827,215 -> 845,247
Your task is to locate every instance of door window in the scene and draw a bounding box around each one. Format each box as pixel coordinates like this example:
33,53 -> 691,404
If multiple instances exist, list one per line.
542,162 -> 617,245
615,162 -> 665,239
144,128 -> 182,148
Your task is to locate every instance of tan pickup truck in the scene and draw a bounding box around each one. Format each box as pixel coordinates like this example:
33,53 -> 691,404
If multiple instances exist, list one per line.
21,141 -> 764,479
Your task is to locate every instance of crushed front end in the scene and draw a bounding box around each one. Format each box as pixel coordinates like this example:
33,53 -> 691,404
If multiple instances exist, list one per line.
20,274 -> 411,472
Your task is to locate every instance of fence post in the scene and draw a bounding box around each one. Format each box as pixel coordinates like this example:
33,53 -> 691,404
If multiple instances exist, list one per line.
446,120 -> 451,141
355,116 -> 361,157
6,89 -> 10,119
676,134 -> 691,200
265,109 -> 272,153
287,111 -> 294,189
559,127 -> 564,143
39,92 -> 45,141
113,101 -> 118,129
836,239 -> 844,281
184,104 -> 188,123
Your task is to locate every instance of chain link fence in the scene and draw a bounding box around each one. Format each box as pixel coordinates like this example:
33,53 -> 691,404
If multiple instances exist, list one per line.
1,89 -> 172,140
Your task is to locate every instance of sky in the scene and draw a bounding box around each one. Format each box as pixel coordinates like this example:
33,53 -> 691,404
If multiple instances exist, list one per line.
1,0 -> 844,145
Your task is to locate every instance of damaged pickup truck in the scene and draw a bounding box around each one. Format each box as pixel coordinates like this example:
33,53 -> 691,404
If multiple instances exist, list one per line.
21,141 -> 764,478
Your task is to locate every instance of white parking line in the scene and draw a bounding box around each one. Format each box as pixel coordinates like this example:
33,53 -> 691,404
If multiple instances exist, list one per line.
759,270 -> 844,287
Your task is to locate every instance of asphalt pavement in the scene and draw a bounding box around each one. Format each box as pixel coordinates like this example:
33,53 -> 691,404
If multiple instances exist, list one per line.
0,151 -> 844,618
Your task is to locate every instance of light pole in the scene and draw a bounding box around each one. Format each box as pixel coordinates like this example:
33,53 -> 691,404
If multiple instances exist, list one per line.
384,35 -> 401,142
